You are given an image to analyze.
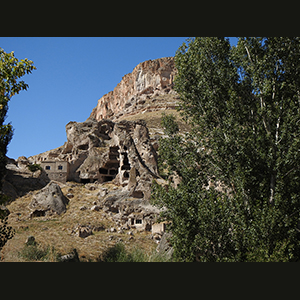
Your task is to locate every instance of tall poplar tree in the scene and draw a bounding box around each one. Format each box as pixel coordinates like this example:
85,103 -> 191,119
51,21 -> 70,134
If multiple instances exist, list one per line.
151,37 -> 300,261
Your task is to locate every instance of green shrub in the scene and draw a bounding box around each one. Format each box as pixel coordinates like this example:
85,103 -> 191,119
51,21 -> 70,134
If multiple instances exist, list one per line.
18,243 -> 61,262
99,242 -> 172,262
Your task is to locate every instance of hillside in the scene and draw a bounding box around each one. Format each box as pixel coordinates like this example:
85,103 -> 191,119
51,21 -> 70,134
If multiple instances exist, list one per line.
1,57 -> 184,261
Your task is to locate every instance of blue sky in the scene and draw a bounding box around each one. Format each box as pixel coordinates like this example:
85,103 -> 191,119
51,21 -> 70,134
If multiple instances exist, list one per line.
0,37 -> 238,159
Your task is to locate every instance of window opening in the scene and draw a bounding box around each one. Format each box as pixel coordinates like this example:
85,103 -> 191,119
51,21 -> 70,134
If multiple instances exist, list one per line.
99,168 -> 108,174
45,166 -> 51,170
58,165 -> 63,170
109,169 -> 118,176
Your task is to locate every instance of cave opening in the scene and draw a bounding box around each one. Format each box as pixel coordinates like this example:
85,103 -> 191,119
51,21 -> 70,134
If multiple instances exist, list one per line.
103,176 -> 114,182
98,146 -> 120,183
121,152 -> 130,170
80,178 -> 91,184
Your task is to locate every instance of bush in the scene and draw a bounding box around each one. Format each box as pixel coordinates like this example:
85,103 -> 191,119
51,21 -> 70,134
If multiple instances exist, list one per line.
99,243 -> 171,262
18,243 -> 61,262
99,243 -> 144,262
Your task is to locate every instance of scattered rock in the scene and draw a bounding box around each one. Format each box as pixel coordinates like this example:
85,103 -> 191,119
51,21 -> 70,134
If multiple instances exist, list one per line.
98,189 -> 108,197
90,205 -> 101,211
92,225 -> 105,233
66,193 -> 74,198
71,224 -> 93,238
78,226 -> 93,238
25,236 -> 36,246
79,206 -> 87,211
85,184 -> 96,191
60,249 -> 80,262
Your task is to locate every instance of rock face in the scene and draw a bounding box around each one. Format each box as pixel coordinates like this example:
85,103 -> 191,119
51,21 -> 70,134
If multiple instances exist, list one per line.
29,119 -> 158,200
98,187 -> 161,231
89,57 -> 178,121
3,157 -> 50,200
25,58 -> 179,194
29,181 -> 69,216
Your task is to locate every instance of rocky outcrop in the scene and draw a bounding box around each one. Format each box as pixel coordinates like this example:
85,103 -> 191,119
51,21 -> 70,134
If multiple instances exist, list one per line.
3,157 -> 50,200
89,57 -> 178,121
96,186 -> 161,231
28,118 -> 158,200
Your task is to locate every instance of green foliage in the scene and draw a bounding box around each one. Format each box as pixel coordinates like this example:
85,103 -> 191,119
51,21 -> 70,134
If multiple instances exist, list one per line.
99,243 -> 146,262
0,215 -> 15,250
152,37 -> 300,261
161,112 -> 179,136
0,47 -> 36,250
27,163 -> 42,174
99,243 -> 171,262
18,243 -> 61,262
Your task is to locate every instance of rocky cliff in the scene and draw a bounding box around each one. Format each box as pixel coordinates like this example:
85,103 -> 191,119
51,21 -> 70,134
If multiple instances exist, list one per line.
89,57 -> 178,121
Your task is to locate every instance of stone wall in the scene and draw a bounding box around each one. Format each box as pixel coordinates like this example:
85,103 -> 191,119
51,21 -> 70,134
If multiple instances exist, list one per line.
40,161 -> 70,183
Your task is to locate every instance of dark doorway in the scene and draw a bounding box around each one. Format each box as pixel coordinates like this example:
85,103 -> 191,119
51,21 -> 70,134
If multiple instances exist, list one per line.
103,176 -> 114,182
80,178 -> 91,184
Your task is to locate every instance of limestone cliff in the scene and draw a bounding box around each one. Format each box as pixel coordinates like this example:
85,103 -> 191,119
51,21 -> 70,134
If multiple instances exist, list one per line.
89,57 -> 178,121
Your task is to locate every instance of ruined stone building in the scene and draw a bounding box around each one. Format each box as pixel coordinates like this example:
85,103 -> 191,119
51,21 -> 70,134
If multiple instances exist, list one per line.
40,161 -> 70,183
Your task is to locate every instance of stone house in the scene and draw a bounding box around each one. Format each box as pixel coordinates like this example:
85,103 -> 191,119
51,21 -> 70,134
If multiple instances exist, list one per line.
40,161 -> 70,183
152,222 -> 167,235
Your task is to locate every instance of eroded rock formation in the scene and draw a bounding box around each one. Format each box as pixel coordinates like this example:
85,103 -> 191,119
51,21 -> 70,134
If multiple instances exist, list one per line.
89,57 -> 178,121
29,181 -> 69,217
28,118 -> 158,200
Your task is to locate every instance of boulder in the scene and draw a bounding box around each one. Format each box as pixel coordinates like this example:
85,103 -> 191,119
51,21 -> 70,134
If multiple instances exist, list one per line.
90,205 -> 101,211
156,232 -> 173,259
71,224 -> 93,238
29,181 -> 69,216
78,226 -> 93,238
25,236 -> 36,246
60,249 -> 80,262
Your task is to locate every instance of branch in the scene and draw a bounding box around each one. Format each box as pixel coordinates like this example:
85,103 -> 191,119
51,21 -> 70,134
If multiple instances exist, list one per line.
244,45 -> 253,63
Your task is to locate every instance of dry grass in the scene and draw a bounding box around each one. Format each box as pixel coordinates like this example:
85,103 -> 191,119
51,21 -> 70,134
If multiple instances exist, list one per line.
118,109 -> 191,137
1,181 -> 157,262
1,97 -> 190,261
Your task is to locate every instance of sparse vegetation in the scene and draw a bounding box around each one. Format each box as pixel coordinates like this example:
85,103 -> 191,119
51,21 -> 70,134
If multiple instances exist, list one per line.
27,163 -> 42,176
98,242 -> 171,262
1,182 -> 157,261
18,243 -> 61,262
